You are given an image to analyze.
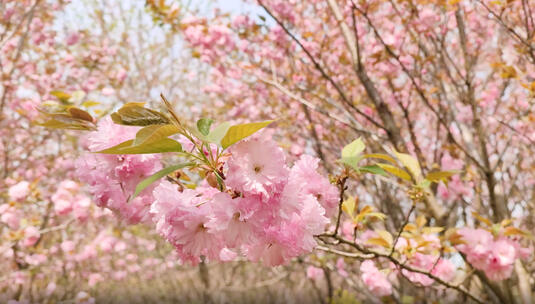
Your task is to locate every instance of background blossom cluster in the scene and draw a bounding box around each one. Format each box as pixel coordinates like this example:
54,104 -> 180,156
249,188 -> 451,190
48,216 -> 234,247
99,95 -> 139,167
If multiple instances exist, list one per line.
456,228 -> 531,281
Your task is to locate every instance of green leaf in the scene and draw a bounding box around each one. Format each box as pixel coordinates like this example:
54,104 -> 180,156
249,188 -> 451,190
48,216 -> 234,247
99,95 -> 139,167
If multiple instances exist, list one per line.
358,165 -> 387,176
204,122 -> 231,143
196,118 -> 214,136
402,295 -> 415,304
95,138 -> 182,154
130,163 -> 193,201
342,138 -> 365,158
342,196 -> 356,218
377,163 -> 412,181
340,138 -> 365,169
50,90 -> 71,103
425,170 -> 460,183
189,121 -> 231,144
366,236 -> 391,248
418,179 -> 432,189
221,120 -> 273,149
81,100 -> 100,108
111,103 -> 170,126
366,212 -> 387,221
376,230 -> 393,246
393,150 -> 421,181
67,107 -> 93,122
35,107 -> 96,131
133,124 -> 180,146
40,100 -> 68,112
362,153 -> 396,164
36,115 -> 96,130
70,90 -> 86,103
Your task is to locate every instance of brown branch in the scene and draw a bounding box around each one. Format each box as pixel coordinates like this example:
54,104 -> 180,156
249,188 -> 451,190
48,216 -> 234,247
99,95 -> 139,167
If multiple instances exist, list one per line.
322,266 -> 334,302
390,204 -> 415,257
476,0 -> 535,63
352,3 -> 484,173
302,104 -> 330,173
332,176 -> 348,237
455,9 -> 503,222
322,234 -> 485,304
257,0 -> 387,132
260,78 -> 371,135
0,0 -> 41,114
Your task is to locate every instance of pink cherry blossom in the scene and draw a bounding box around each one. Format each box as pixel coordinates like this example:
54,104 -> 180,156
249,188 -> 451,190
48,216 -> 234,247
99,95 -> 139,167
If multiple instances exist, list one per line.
65,32 -> 80,45
225,137 -> 288,199
22,226 -> 40,247
456,228 -> 528,281
206,192 -> 255,247
101,87 -> 115,96
75,291 -> 95,304
76,117 -> 162,224
0,204 -> 21,230
484,239 -> 517,281
401,253 -> 435,286
61,240 -> 76,253
219,248 -> 238,261
306,266 -> 323,280
88,273 -> 103,287
45,282 -> 57,296
431,259 -> 456,282
284,154 -> 338,216
336,258 -> 348,278
151,182 -> 222,264
360,260 -> 392,297
8,181 -> 30,201
456,228 -> 494,269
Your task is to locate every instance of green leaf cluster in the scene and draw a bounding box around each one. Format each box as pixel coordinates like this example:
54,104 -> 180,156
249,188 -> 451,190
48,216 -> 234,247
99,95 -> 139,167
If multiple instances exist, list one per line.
339,138 -> 460,186
35,106 -> 96,131
111,102 -> 170,126
38,94 -> 276,202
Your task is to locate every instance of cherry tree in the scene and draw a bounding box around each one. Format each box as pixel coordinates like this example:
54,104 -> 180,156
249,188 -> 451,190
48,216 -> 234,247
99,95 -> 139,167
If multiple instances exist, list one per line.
0,1 -> 214,302
4,0 -> 535,303
128,0 -> 535,303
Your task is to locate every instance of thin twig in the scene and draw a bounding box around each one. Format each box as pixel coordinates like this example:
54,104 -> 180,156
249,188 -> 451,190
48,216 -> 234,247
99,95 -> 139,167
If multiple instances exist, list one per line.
390,204 -> 415,256
332,176 -> 348,237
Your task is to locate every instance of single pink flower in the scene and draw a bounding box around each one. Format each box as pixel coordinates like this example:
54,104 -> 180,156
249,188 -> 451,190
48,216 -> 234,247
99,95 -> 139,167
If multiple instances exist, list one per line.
485,239 -> 516,281
66,32 -> 80,45
306,266 -> 323,280
225,137 -> 288,199
0,204 -> 21,230
285,154 -> 338,216
206,192 -> 255,247
431,259 -> 456,282
8,181 -> 30,201
360,260 -> 392,297
22,226 -> 40,247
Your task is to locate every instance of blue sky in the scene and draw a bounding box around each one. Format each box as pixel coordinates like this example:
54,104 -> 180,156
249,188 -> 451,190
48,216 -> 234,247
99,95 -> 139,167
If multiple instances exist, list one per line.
214,0 -> 266,18
215,0 -> 247,12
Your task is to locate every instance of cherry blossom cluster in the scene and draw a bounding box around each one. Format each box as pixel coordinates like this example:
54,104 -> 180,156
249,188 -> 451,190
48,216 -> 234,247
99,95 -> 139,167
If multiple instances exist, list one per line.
77,118 -> 162,224
395,237 -> 456,286
151,137 -> 338,266
456,228 -> 531,281
51,180 -> 91,221
353,230 -> 456,295
1,181 -> 29,230
181,16 -> 236,64
74,117 -> 338,266
360,260 -> 393,297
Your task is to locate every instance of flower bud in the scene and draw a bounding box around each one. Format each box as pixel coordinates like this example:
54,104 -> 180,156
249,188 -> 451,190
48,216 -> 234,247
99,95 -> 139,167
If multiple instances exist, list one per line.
206,171 -> 218,188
